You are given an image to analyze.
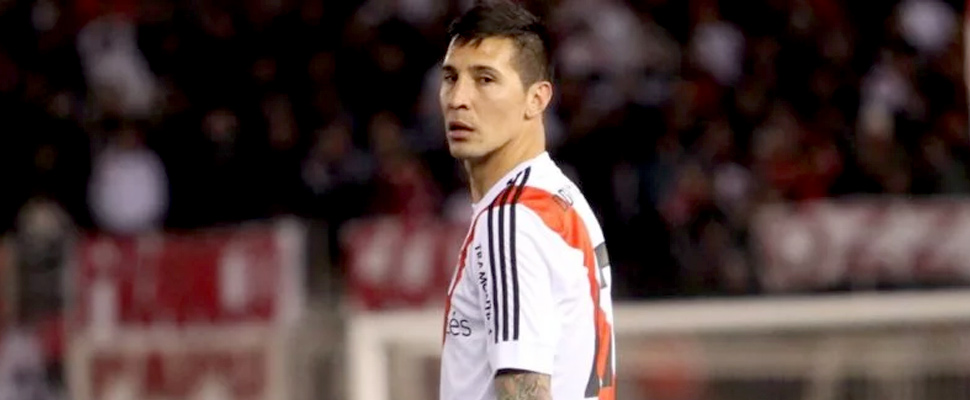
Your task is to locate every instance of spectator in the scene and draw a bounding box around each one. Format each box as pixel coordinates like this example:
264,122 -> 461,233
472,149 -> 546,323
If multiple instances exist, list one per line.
367,111 -> 440,218
76,10 -> 159,119
301,118 -> 374,220
896,0 -> 958,56
688,1 -> 745,87
87,121 -> 169,234
12,197 -> 71,322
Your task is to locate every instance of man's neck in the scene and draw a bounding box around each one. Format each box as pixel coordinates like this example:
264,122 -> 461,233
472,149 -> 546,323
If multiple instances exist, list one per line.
465,128 -> 544,204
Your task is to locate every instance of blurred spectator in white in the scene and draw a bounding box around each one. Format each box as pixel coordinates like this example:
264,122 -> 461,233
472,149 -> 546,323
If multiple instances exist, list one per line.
0,329 -> 57,400
713,163 -> 753,225
552,0 -> 655,131
896,0 -> 957,56
688,1 -> 745,86
87,121 -> 169,234
554,0 -> 650,79
76,10 -> 159,119
860,48 -> 922,121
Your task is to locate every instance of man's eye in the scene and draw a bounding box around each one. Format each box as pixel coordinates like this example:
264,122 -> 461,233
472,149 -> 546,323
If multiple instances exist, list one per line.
443,74 -> 457,83
478,76 -> 494,84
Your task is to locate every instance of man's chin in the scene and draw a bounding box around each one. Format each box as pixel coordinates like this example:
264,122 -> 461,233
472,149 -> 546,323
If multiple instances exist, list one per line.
447,143 -> 482,160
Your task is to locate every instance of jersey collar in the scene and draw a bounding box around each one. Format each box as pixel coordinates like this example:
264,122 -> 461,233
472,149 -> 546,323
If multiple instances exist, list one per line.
471,151 -> 550,213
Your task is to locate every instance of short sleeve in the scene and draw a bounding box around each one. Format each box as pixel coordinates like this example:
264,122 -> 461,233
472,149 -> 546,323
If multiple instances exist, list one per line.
476,203 -> 561,376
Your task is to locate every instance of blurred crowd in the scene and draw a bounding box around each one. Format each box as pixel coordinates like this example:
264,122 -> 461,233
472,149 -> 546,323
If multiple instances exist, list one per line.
1,0 -> 969,299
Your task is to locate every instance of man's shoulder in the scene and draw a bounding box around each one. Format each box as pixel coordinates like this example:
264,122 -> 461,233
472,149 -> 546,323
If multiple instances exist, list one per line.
480,184 -> 586,241
474,156 -> 592,234
516,162 -> 586,216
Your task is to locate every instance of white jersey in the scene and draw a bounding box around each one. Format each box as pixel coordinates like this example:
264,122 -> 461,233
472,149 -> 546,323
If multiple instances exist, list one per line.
440,152 -> 616,400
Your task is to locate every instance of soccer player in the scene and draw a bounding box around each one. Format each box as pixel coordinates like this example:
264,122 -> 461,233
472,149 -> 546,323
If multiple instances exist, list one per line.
438,2 -> 616,399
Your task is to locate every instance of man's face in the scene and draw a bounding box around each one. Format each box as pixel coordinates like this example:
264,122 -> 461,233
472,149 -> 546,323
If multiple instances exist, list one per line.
440,37 -> 529,161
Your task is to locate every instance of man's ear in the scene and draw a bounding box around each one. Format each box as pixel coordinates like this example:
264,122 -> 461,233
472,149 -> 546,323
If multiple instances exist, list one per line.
525,81 -> 553,120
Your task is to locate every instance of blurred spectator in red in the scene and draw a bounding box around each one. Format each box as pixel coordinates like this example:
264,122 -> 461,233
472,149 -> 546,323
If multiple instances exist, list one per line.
368,111 -> 440,218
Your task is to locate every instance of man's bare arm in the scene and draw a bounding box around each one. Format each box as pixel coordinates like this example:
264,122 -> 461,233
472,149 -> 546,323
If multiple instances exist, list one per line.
494,369 -> 552,400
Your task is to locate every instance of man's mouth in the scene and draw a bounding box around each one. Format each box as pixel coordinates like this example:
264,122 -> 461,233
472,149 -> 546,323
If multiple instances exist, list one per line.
447,121 -> 474,138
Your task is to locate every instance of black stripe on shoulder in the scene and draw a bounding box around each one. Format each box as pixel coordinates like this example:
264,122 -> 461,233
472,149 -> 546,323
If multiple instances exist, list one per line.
488,170 -> 522,343
508,167 -> 531,341
496,178 -> 517,342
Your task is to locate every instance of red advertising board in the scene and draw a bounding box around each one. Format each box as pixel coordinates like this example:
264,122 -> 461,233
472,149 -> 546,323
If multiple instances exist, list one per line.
89,348 -> 266,399
73,325 -> 281,400
65,220 -> 304,400
341,216 -> 467,311
752,199 -> 970,292
70,229 -> 290,329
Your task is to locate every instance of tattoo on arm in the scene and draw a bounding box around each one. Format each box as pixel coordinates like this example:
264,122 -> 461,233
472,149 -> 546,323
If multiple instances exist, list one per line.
494,369 -> 552,400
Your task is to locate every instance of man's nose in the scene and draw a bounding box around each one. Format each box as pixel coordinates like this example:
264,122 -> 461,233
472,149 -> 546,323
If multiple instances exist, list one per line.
446,77 -> 471,110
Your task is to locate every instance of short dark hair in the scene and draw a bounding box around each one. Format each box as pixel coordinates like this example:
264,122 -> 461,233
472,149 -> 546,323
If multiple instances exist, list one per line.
447,0 -> 553,87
